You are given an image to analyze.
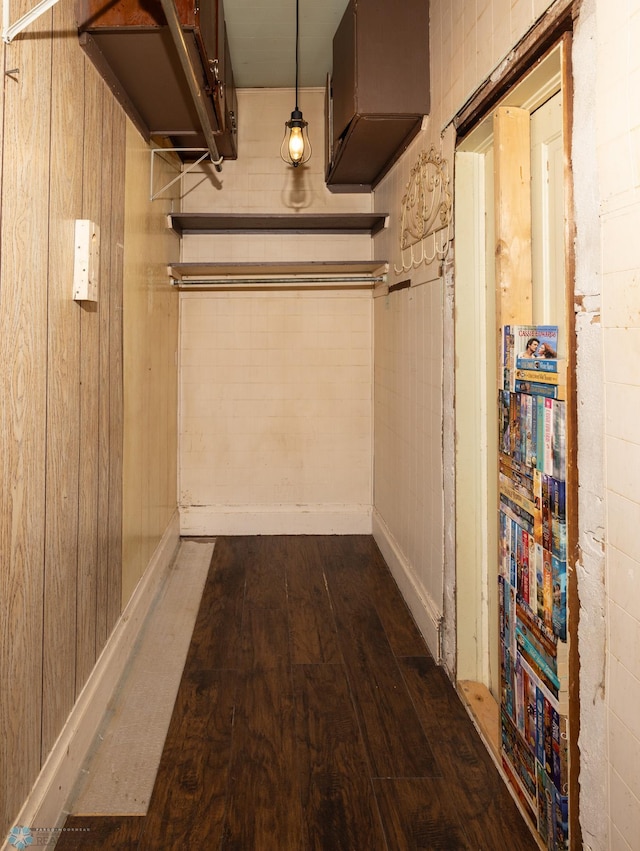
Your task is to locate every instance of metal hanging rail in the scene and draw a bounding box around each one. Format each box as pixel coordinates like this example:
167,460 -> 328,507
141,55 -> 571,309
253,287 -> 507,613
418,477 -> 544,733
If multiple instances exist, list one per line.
158,0 -> 223,172
171,275 -> 387,289
174,277 -> 387,285
3,0 -> 60,43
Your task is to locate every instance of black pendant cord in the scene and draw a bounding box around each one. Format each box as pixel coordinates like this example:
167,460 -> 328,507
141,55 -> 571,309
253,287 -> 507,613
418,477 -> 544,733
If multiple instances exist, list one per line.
295,0 -> 300,111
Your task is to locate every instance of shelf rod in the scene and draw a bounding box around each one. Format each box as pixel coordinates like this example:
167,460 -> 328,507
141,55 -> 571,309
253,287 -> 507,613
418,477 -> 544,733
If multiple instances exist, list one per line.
158,0 -> 223,171
172,275 -> 386,287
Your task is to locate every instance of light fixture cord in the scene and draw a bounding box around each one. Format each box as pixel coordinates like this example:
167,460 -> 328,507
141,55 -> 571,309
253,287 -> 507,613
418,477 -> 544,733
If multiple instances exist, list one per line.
295,0 -> 300,110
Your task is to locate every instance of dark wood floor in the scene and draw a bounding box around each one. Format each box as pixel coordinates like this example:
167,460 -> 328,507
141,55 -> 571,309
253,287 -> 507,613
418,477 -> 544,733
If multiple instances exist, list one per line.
57,535 -> 538,850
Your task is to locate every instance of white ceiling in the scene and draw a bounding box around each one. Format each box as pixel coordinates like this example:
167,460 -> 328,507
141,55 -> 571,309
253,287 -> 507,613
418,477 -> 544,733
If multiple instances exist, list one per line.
224,0 -> 350,89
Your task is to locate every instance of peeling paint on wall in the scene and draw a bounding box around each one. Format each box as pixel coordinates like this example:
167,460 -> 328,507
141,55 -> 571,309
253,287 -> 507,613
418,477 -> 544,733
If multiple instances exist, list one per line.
442,250 -> 457,678
572,0 -> 609,847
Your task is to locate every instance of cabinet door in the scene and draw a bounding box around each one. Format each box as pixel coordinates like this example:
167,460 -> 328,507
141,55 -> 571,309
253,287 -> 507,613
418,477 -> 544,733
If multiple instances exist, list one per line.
196,0 -> 225,117
331,0 -> 429,147
332,0 -> 356,144
214,26 -> 238,158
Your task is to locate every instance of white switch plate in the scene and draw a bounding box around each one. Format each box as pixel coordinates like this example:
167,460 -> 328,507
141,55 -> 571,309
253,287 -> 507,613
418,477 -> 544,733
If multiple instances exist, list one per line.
73,219 -> 100,302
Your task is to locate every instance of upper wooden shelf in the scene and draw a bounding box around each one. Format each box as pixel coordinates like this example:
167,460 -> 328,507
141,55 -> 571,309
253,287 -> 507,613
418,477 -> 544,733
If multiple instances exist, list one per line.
168,212 -> 389,236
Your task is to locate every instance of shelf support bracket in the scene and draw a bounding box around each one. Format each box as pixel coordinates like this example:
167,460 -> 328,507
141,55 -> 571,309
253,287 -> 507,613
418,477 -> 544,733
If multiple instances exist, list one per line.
2,0 -> 60,43
150,148 -> 210,202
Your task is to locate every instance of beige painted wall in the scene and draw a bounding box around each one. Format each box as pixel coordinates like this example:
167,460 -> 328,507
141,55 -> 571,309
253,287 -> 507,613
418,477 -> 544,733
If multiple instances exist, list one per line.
370,182 -> 446,657
122,126 -> 180,604
180,88 -> 371,216
178,89 -> 374,535
592,1 -> 640,848
180,290 -> 373,534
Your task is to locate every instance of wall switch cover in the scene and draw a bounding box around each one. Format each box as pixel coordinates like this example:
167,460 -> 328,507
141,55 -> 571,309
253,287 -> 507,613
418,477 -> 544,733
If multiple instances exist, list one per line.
73,219 -> 100,301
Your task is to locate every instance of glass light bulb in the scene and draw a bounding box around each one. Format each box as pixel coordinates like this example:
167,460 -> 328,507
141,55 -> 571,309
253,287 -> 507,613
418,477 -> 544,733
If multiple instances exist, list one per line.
288,126 -> 305,163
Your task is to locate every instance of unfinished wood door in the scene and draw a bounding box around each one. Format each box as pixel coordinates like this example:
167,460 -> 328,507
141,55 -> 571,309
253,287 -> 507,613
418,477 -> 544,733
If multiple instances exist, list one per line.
531,90 -> 566,349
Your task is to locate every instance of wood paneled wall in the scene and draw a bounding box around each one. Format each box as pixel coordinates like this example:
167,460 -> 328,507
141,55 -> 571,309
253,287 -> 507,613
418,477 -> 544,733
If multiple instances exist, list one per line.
0,2 -> 129,837
121,122 -> 180,604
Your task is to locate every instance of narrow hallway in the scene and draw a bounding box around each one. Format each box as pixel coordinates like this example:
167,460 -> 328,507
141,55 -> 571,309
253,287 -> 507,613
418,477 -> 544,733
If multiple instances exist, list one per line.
57,536 -> 537,849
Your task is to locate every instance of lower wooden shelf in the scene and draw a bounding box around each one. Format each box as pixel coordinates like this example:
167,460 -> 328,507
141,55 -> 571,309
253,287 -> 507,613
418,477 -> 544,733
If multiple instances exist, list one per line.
169,260 -> 389,288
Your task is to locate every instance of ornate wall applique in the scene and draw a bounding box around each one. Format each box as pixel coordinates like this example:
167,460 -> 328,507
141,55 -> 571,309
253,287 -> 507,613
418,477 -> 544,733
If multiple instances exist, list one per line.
394,145 -> 453,274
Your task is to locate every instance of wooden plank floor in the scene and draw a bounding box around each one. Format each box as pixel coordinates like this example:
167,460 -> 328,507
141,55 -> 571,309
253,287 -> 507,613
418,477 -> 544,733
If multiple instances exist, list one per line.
57,535 -> 538,850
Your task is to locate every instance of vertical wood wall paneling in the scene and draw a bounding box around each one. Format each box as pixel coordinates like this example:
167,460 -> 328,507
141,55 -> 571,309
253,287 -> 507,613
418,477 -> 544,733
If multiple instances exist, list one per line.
74,59 -> 104,705
121,127 -> 179,605
106,101 -> 126,641
121,130 -> 149,598
0,25 -> 4,200
156,171 -> 178,554
41,1 -> 84,757
493,107 -> 533,326
93,90 -> 114,673
0,0 -> 53,831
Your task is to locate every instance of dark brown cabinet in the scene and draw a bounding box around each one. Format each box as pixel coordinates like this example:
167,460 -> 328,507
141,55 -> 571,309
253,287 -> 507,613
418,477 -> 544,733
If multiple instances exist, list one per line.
76,0 -> 237,160
326,0 -> 429,190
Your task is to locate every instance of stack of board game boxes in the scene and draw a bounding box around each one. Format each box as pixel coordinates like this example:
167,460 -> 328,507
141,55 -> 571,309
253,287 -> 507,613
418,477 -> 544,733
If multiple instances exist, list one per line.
498,324 -> 568,851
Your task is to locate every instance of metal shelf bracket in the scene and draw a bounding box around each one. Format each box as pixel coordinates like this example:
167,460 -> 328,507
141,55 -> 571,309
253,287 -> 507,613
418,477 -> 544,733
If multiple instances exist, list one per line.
3,0 -> 60,43
150,148 -> 219,202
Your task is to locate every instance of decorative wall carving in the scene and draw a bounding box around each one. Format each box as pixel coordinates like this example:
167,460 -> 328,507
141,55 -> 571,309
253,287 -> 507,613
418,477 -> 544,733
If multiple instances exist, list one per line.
394,144 -> 452,274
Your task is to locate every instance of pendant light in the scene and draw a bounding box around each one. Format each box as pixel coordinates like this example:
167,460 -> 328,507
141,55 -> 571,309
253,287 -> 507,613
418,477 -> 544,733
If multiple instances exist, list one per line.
280,0 -> 311,167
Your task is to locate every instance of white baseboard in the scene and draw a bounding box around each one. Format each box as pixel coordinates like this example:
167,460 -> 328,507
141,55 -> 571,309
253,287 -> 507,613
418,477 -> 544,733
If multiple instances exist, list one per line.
372,509 -> 442,661
3,512 -> 181,850
179,504 -> 373,536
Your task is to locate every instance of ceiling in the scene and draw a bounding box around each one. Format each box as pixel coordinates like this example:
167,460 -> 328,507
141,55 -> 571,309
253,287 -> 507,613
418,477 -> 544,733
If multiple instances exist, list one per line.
224,0 -> 350,89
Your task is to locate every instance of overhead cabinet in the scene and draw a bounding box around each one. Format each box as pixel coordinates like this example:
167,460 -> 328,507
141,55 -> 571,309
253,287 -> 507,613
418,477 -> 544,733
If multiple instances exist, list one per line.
76,0 -> 237,160
326,0 -> 430,190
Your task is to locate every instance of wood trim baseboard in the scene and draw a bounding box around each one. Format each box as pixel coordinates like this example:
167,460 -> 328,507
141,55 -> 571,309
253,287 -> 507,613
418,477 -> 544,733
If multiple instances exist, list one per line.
179,505 -> 373,536
372,509 -> 442,660
3,512 -> 181,848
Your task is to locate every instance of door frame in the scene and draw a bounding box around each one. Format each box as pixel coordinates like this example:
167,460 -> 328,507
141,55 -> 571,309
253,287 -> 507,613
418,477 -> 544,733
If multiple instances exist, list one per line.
454,43 -> 563,691
452,31 -> 580,848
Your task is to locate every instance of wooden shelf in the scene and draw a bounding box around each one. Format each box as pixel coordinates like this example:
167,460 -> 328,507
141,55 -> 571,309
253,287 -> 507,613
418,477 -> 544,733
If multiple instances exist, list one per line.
169,260 -> 388,288
168,212 -> 389,289
168,212 -> 388,236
